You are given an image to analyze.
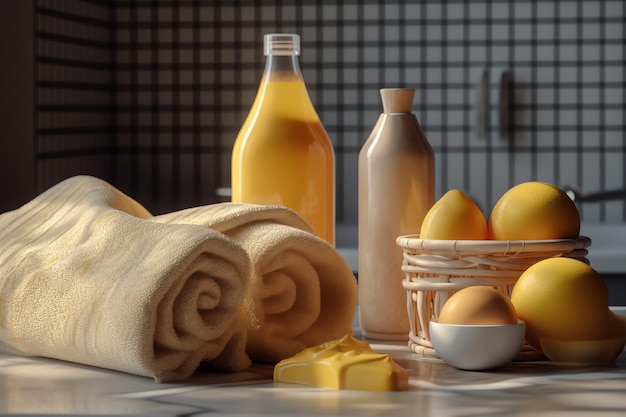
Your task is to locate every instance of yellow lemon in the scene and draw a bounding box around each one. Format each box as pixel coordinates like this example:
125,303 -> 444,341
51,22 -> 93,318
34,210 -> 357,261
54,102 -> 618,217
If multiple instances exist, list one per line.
488,181 -> 580,240
420,189 -> 488,240
510,257 -> 626,362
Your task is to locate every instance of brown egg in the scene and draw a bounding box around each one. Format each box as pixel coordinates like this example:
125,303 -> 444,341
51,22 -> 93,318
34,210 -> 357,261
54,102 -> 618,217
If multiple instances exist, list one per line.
438,286 -> 518,325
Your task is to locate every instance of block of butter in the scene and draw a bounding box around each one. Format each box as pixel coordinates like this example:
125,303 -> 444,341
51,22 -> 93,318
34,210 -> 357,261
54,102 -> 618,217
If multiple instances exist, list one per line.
273,334 -> 408,391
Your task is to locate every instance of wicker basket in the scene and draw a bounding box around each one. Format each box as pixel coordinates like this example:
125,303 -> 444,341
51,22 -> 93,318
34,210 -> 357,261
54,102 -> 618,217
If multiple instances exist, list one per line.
396,235 -> 592,359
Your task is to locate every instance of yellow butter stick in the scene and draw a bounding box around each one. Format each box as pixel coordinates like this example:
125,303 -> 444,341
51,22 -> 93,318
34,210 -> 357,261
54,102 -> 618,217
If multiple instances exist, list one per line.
273,334 -> 408,391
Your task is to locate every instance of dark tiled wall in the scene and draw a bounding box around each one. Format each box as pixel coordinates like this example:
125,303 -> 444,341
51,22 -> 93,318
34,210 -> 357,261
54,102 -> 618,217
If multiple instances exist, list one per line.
36,0 -> 115,189
36,0 -> 625,222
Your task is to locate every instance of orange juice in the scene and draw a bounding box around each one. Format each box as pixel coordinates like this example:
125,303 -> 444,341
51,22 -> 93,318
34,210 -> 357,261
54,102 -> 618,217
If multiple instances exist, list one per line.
232,61 -> 335,244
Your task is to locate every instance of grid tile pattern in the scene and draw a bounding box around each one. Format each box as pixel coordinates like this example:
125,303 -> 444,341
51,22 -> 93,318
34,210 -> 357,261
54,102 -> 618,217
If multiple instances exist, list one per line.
36,0 -> 115,190
35,0 -> 626,223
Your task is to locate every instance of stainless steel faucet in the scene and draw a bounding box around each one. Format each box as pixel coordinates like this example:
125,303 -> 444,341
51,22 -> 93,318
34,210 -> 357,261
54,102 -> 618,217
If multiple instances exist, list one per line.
564,185 -> 626,203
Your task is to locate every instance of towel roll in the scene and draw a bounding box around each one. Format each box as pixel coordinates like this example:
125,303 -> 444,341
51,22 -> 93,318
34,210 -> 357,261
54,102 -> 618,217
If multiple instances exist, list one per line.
0,176 -> 251,382
153,203 -> 359,363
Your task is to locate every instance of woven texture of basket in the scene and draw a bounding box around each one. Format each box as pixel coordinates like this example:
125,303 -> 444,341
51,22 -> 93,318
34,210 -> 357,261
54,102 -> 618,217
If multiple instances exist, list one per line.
396,235 -> 592,359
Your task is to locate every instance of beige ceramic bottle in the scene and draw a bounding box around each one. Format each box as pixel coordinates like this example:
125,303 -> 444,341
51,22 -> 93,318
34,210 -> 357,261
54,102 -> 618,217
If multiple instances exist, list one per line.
358,88 -> 435,340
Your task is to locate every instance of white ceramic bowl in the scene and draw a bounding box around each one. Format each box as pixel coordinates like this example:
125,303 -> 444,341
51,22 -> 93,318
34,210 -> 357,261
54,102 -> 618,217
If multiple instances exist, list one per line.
610,306 -> 626,318
429,320 -> 526,371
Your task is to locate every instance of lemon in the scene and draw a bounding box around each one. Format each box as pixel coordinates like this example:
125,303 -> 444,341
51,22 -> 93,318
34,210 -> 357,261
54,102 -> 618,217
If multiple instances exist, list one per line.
488,181 -> 580,240
510,257 -> 626,362
420,189 -> 488,240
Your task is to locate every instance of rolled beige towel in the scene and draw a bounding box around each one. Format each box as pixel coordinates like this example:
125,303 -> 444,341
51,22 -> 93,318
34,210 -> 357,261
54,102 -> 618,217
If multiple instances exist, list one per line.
153,203 -> 359,363
0,176 -> 251,382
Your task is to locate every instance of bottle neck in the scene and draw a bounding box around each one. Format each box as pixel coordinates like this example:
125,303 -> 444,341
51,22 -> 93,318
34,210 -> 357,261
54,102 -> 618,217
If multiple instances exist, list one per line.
263,54 -> 304,82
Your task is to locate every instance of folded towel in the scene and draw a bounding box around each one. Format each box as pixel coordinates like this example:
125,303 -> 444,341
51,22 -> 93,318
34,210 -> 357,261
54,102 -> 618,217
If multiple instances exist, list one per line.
153,203 -> 359,363
0,176 -> 251,382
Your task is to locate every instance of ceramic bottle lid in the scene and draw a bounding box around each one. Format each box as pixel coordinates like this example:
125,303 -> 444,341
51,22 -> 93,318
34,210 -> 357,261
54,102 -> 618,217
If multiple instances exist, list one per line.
380,88 -> 415,114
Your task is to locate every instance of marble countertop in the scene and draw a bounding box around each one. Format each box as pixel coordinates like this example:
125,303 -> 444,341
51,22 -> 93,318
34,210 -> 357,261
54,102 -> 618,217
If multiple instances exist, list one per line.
1,332 -> 625,417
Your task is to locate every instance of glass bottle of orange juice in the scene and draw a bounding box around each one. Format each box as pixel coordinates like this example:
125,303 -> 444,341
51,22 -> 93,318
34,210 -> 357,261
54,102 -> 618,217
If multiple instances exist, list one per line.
232,33 -> 335,245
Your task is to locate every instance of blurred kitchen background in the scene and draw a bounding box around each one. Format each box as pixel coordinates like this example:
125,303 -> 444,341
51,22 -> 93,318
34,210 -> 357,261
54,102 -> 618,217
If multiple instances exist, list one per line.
1,0 -> 624,226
